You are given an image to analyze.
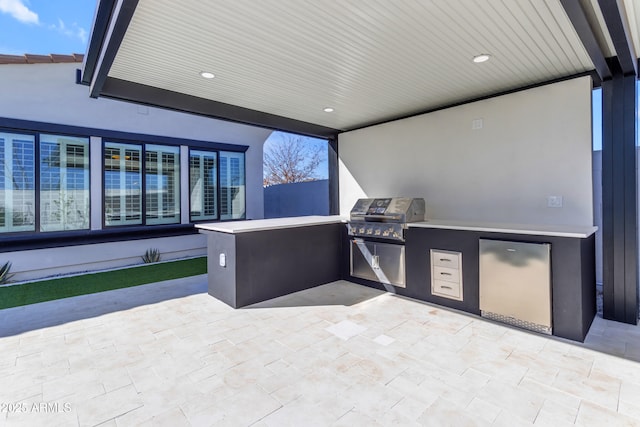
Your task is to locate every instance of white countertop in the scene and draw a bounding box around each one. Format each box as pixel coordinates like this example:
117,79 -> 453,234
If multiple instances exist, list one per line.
408,220 -> 598,238
196,215 -> 346,234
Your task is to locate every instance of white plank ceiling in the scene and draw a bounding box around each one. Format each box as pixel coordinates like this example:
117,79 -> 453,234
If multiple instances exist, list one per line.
623,0 -> 640,60
108,0 -> 597,131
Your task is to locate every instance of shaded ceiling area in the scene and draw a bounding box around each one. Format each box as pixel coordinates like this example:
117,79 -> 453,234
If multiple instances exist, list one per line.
83,0 -> 639,138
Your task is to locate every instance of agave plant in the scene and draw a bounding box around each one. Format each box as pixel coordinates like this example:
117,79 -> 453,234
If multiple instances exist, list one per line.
142,248 -> 161,264
0,261 -> 14,285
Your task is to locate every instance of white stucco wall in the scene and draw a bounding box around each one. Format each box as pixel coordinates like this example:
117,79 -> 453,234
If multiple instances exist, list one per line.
0,62 -> 271,220
339,76 -> 594,227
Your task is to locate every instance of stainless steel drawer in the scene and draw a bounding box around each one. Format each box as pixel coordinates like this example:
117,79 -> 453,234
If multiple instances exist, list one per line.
432,279 -> 462,299
432,265 -> 460,283
432,250 -> 460,269
430,249 -> 463,301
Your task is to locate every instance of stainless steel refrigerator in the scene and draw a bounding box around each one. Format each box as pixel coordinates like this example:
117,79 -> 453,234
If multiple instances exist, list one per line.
479,239 -> 552,334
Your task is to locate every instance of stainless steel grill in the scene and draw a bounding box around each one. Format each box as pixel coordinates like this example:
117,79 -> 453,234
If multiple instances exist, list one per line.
348,198 -> 425,288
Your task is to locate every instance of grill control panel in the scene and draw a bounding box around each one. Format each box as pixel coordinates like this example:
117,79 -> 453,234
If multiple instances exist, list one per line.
347,222 -> 405,241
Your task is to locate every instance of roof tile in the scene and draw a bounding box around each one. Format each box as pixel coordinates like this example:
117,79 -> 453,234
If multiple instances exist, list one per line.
0,53 -> 84,65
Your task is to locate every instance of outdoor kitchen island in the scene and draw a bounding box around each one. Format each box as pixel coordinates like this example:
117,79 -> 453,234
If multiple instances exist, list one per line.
344,220 -> 597,342
405,221 -> 598,342
199,214 -> 597,342
196,216 -> 344,308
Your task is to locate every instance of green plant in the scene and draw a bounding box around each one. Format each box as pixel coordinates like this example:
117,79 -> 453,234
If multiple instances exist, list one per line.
0,261 -> 15,285
142,248 -> 161,264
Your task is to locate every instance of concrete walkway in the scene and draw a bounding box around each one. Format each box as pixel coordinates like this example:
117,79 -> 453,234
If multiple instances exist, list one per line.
0,275 -> 639,426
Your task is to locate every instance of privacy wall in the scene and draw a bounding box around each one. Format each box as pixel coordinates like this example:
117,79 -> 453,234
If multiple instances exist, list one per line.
264,180 -> 329,218
339,76 -> 593,227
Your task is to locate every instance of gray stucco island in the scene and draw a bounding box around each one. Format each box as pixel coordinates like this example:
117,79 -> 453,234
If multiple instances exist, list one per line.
405,220 -> 598,342
196,216 -> 345,308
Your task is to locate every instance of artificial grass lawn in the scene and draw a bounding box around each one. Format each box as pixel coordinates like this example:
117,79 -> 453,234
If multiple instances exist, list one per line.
0,256 -> 207,310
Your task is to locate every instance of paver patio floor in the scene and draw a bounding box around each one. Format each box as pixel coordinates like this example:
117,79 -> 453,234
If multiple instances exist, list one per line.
1,275 -> 639,426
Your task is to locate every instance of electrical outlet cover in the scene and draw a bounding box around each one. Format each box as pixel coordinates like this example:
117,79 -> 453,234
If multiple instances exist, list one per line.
547,195 -> 563,208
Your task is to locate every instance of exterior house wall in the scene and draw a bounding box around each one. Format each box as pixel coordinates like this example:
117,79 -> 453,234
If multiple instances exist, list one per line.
0,62 -> 271,281
0,62 -> 271,220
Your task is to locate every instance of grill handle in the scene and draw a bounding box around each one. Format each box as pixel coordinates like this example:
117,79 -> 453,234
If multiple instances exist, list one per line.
372,255 -> 380,269
362,214 -> 403,221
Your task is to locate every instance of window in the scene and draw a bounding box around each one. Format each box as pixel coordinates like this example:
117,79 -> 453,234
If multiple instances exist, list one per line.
0,131 -> 35,232
146,144 -> 180,225
104,142 -> 142,226
220,151 -> 245,220
104,142 -> 181,227
0,121 -> 249,241
39,134 -> 90,231
190,149 -> 245,222
190,150 -> 217,221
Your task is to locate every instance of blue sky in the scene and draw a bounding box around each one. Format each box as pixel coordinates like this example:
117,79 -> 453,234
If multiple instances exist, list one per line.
0,0 -> 95,55
592,87 -> 640,150
593,88 -> 602,151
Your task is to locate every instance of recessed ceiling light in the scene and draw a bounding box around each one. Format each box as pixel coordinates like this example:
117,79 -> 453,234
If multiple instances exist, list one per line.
323,107 -> 334,113
473,54 -> 491,63
200,71 -> 215,79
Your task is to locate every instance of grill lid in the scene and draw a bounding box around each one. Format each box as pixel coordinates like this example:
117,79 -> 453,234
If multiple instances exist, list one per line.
350,197 -> 425,223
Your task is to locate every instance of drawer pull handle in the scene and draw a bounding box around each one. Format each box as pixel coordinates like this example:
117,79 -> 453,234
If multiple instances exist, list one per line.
440,285 -> 453,290
440,272 -> 452,276
439,258 -> 451,262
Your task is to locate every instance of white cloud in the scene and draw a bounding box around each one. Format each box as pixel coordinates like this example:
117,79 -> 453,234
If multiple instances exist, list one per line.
0,0 -> 39,24
77,27 -> 87,44
49,18 -> 88,45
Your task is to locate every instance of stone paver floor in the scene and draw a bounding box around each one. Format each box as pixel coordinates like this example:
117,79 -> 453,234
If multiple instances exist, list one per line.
1,275 -> 640,426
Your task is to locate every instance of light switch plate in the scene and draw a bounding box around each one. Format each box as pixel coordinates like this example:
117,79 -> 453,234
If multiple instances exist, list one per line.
472,118 -> 483,130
